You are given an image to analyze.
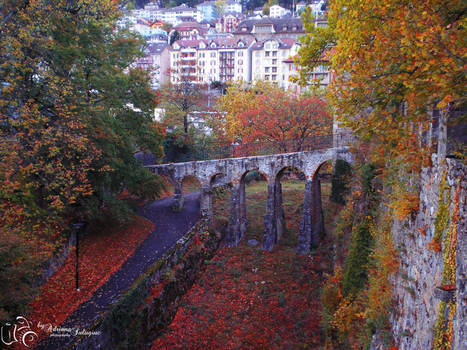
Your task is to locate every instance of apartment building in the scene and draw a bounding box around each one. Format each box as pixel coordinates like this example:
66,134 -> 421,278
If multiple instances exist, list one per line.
216,13 -> 245,33
173,21 -> 207,40
132,3 -> 200,26
169,37 -> 255,84
281,46 -> 333,92
251,38 -> 300,87
169,40 -> 201,83
196,1 -> 218,21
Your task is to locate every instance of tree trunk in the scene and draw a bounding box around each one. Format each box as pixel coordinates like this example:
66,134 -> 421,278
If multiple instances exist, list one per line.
183,113 -> 188,134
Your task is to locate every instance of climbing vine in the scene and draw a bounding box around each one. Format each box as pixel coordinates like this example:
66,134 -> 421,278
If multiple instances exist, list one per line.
432,178 -> 461,350
428,173 -> 451,252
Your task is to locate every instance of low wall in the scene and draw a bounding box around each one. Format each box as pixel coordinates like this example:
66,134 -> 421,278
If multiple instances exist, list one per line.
72,219 -> 223,349
33,233 -> 75,288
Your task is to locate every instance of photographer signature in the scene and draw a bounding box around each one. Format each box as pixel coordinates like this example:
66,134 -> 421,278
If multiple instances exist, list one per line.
1,316 -> 38,348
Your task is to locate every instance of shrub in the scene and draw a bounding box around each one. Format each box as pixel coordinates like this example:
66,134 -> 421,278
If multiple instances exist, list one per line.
331,160 -> 352,205
342,220 -> 373,297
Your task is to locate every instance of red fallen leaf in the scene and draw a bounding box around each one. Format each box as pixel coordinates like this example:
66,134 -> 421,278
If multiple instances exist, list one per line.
439,284 -> 456,291
152,241 -> 324,349
28,216 -> 154,343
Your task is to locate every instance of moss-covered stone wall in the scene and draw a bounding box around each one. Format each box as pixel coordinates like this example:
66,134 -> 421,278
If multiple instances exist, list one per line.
73,219 -> 223,349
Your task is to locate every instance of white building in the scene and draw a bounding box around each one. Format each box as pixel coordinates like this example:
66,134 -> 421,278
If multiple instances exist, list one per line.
161,4 -> 200,25
169,37 -> 256,84
196,1 -> 218,21
251,37 -> 300,87
131,3 -> 200,26
224,0 -> 242,14
269,5 -> 291,18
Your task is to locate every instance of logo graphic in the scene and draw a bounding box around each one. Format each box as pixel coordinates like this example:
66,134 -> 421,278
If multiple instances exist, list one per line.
1,316 -> 38,348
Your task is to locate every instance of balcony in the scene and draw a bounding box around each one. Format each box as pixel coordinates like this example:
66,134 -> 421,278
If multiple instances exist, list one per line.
180,64 -> 196,69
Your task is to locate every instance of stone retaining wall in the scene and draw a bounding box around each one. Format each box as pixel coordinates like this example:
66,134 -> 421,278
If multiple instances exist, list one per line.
72,219 -> 223,349
390,156 -> 466,349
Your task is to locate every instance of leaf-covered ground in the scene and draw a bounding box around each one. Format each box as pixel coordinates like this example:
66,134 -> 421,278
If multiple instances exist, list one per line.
153,179 -> 340,349
28,216 -> 154,339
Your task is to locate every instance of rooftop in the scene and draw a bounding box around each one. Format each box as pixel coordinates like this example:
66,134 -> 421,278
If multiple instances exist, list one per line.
234,17 -> 304,34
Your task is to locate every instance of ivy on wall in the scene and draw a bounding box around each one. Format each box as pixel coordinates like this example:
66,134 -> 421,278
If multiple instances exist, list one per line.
433,178 -> 461,350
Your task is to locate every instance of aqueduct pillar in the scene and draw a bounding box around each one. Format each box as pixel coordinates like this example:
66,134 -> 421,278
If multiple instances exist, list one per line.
172,179 -> 184,212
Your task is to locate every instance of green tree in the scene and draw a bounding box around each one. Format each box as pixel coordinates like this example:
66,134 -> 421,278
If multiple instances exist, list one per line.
159,80 -> 204,134
169,30 -> 181,45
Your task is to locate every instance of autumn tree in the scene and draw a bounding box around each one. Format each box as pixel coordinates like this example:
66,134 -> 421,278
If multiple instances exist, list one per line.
296,0 -> 466,167
296,1 -> 466,347
0,0 -> 164,321
218,82 -> 332,152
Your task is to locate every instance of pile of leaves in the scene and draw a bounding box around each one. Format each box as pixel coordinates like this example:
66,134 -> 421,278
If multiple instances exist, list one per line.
152,244 -> 325,349
28,216 -> 154,340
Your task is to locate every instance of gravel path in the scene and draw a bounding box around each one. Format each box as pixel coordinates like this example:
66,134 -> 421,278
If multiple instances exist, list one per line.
35,192 -> 200,350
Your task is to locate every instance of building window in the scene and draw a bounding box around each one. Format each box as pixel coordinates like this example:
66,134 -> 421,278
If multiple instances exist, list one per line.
265,51 -> 270,57
272,75 -> 277,81
265,75 -> 269,80
265,67 -> 269,73
238,51 -> 243,57
272,67 -> 277,73
272,59 -> 277,64
272,51 -> 277,57
238,59 -> 243,65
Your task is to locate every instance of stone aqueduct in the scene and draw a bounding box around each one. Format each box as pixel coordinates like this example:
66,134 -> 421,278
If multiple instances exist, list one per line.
147,147 -> 353,254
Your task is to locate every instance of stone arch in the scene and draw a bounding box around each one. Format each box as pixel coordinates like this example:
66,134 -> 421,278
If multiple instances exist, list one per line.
226,168 -> 269,247
275,165 -> 307,181
239,168 -> 269,184
273,166 -> 307,245
181,174 -> 202,193
209,172 -> 229,187
146,148 -> 354,252
181,174 -> 206,217
297,155 -> 353,254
